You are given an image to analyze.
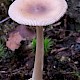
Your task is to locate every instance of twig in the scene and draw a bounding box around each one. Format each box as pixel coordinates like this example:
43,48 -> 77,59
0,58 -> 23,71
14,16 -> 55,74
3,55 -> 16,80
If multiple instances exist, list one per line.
0,17 -> 10,24
60,71 -> 77,74
51,47 -> 68,53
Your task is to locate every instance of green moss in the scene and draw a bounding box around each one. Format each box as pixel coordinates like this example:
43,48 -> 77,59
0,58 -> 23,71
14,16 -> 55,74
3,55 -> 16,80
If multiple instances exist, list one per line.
31,38 -> 54,55
0,42 -> 5,57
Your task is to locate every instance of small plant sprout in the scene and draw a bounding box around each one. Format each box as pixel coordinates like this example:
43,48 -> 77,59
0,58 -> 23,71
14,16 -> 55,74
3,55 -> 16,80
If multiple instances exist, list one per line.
44,38 -> 53,55
31,38 -> 36,53
0,38 -> 7,58
31,38 -> 53,55
0,42 -> 5,58
8,0 -> 67,80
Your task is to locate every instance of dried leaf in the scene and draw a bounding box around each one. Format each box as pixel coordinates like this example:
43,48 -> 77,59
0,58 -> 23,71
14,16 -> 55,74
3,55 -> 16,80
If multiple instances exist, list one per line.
6,32 -> 25,51
13,25 -> 35,40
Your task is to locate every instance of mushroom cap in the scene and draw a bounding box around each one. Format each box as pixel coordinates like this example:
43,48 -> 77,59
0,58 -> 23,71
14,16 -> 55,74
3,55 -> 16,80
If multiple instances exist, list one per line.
8,0 -> 68,26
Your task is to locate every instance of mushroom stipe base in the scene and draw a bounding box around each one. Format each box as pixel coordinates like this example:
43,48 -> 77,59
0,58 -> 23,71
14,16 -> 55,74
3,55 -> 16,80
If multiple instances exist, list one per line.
32,26 -> 44,80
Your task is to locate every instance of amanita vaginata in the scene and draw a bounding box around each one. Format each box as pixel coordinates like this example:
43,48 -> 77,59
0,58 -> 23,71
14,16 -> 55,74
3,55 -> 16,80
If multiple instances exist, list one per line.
8,0 -> 67,80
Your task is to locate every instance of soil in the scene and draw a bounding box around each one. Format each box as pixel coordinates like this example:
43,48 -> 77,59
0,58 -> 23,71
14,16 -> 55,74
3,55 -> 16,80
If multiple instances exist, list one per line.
67,0 -> 80,24
0,19 -> 80,80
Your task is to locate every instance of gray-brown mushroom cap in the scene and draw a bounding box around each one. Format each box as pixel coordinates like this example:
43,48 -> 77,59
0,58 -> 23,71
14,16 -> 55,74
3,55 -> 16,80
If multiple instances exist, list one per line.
8,0 -> 68,26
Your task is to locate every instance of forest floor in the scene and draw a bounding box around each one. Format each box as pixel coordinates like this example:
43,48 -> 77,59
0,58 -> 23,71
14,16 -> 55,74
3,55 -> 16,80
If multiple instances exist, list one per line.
0,0 -> 80,80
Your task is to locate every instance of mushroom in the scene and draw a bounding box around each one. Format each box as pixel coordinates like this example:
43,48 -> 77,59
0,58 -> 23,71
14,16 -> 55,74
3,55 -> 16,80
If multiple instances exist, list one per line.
8,0 -> 68,80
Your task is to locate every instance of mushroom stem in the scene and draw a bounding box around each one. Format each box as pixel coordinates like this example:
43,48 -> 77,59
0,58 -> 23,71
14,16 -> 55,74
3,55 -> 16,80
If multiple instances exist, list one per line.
32,26 -> 44,80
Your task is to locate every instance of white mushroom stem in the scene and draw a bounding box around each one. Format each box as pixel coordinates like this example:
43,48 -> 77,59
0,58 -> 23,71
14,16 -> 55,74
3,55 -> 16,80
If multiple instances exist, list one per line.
32,26 -> 44,80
